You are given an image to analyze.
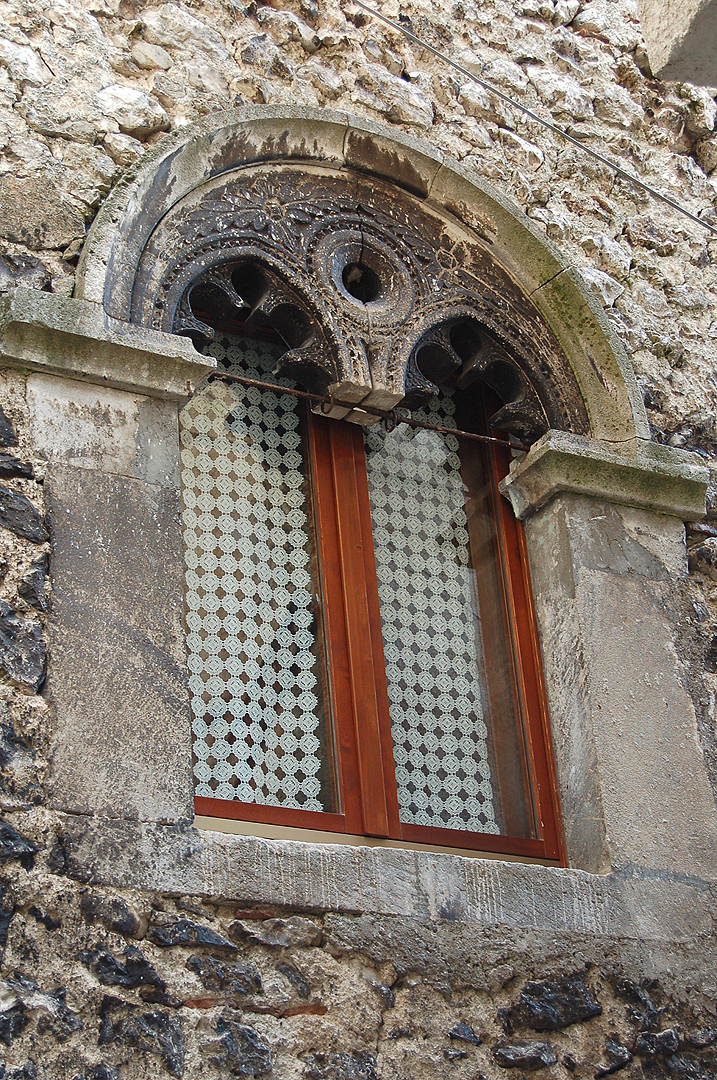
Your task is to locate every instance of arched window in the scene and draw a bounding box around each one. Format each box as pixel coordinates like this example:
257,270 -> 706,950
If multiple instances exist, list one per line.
82,117 -> 635,863
180,323 -> 562,859
49,109 -> 715,882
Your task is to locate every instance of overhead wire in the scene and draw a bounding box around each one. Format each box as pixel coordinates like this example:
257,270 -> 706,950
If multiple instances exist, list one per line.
350,0 -> 717,239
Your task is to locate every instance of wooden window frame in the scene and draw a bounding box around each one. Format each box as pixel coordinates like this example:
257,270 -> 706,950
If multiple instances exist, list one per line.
194,395 -> 565,862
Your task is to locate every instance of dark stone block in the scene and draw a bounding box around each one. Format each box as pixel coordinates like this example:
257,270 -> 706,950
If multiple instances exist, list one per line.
123,950 -> 168,989
445,1048 -> 468,1061
615,979 -> 662,1031
81,945 -> 166,991
0,603 -> 46,690
46,839 -> 67,875
0,456 -> 33,481
637,1031 -> 681,1057
0,704 -> 41,808
115,1011 -> 185,1078
0,820 -> 38,869
148,916 -> 236,951
0,1064 -> 36,1080
666,1054 -> 717,1080
0,1005 -> 27,1046
80,891 -> 145,939
28,906 -> 61,931
595,1038 -> 633,1077
207,1010 -> 273,1076
364,980 -> 393,1008
84,946 -> 127,984
67,1068 -> 121,1080
277,963 -> 311,999
0,883 -> 14,950
92,1068 -> 120,1080
138,985 -> 181,1007
0,464 -> 32,496
0,488 -> 46,543
188,955 -> 262,997
449,1022 -> 481,1045
688,1032 -> 717,1049
8,974 -> 82,1041
510,975 -> 602,1032
493,1041 -> 559,1070
304,1051 -> 376,1080
97,996 -> 123,1047
18,553 -> 48,612
0,706 -> 23,772
0,407 -> 18,448
498,1006 -> 513,1033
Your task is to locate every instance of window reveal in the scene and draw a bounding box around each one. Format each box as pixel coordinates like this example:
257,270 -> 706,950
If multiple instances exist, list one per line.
182,333 -> 562,859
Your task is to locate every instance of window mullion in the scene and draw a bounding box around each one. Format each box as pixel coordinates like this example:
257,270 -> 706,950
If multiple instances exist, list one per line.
305,412 -> 364,835
351,422 -> 402,840
326,418 -> 397,839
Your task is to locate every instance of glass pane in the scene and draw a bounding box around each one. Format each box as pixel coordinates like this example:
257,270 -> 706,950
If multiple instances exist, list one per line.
364,391 -> 533,837
180,334 -> 336,813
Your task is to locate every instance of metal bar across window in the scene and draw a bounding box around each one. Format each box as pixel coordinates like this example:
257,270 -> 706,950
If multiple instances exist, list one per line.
209,370 -> 531,451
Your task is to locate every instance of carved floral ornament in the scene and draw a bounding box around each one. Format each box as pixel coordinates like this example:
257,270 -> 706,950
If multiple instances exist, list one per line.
130,164 -> 589,443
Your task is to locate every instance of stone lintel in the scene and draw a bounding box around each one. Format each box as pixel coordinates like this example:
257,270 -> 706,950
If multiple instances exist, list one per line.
0,287 -> 214,401
500,430 -> 709,522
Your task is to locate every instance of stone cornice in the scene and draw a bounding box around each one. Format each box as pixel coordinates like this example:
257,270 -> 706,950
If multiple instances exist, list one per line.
500,429 -> 710,522
0,288 -> 214,402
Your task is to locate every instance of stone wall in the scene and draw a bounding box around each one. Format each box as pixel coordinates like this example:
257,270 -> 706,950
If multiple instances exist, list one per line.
0,0 -> 716,1075
0,832 -> 717,1078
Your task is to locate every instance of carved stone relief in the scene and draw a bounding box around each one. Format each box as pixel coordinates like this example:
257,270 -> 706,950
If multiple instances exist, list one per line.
129,165 -> 589,443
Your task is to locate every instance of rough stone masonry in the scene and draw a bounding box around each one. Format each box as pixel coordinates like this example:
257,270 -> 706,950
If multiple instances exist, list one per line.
0,0 -> 716,1075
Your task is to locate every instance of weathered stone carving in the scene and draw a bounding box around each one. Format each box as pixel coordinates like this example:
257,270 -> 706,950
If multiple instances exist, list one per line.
129,166 -> 589,443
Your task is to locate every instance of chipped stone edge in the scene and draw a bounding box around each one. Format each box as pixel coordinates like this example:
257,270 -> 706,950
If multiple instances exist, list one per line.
0,287 -> 214,402
59,814 -> 716,944
499,430 -> 709,522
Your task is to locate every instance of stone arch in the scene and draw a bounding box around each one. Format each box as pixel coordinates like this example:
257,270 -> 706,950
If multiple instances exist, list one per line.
76,106 -> 648,445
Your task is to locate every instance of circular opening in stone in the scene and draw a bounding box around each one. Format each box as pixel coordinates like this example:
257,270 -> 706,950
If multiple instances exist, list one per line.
341,262 -> 382,304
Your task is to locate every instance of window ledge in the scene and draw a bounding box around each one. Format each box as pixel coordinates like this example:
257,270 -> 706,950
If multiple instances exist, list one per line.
194,815 -> 559,865
60,812 -> 714,942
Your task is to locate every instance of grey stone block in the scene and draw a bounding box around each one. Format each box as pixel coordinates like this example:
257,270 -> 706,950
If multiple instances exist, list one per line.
0,602 -> 46,689
501,430 -> 709,522
27,374 -> 180,486
44,465 -> 192,823
59,815 -> 717,944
